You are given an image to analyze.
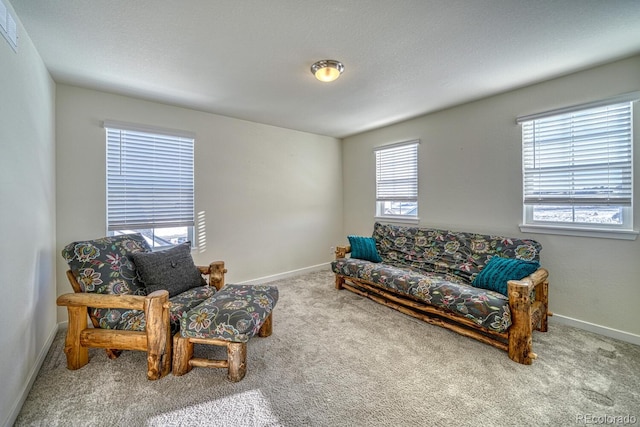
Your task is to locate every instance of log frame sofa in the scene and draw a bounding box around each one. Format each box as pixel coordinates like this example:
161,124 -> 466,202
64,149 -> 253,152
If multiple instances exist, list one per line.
332,222 -> 550,365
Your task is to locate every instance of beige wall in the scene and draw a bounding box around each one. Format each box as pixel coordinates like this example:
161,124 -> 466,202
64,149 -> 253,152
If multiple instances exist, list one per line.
55,84 -> 343,321
0,2 -> 56,424
342,55 -> 640,340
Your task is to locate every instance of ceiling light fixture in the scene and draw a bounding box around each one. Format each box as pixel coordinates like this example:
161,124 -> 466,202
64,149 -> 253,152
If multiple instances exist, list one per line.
310,60 -> 344,82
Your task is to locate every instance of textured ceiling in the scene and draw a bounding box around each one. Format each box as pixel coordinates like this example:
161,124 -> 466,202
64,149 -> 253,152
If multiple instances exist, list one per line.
11,0 -> 640,138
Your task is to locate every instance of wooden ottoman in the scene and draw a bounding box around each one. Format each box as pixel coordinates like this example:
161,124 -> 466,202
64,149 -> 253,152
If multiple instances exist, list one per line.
172,284 -> 279,382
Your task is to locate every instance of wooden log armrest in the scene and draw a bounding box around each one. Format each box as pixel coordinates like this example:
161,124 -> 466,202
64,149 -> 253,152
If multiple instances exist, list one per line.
335,245 -> 351,259
56,290 -> 169,310
507,267 -> 550,364
508,267 -> 549,293
198,261 -> 228,291
57,289 -> 171,380
507,267 -> 550,322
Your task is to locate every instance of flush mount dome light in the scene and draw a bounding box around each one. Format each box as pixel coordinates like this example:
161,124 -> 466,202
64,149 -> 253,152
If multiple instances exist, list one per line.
310,60 -> 344,82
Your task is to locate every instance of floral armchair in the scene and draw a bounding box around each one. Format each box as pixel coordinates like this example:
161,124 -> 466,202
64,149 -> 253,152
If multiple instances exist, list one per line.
58,233 -> 226,380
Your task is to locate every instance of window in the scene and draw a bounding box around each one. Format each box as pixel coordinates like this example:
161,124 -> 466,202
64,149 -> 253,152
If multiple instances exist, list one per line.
517,93 -> 639,240
105,121 -> 196,249
375,140 -> 419,221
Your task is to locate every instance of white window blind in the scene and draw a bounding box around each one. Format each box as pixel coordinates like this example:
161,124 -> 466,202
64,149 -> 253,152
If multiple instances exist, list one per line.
375,140 -> 419,202
520,101 -> 633,207
105,122 -> 195,231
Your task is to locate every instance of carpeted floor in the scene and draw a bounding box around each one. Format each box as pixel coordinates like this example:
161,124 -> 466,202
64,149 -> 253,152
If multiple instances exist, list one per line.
15,269 -> 640,426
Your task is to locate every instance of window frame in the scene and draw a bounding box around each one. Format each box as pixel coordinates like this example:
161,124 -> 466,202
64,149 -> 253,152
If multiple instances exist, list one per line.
374,139 -> 420,223
517,93 -> 639,240
104,120 -> 196,249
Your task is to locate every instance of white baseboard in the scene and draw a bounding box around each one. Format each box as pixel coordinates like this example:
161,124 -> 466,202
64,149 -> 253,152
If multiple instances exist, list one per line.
550,314 -> 640,346
237,262 -> 330,286
4,323 -> 59,427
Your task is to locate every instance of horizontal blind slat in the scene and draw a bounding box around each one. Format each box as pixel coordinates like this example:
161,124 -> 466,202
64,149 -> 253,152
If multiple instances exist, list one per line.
521,101 -> 633,207
375,141 -> 419,203
106,127 -> 195,230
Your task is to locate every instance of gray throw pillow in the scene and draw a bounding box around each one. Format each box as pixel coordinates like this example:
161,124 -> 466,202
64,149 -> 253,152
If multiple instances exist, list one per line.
131,242 -> 206,297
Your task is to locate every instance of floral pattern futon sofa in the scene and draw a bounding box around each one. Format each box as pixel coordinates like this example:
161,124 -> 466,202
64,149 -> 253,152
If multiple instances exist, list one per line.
332,222 -> 550,364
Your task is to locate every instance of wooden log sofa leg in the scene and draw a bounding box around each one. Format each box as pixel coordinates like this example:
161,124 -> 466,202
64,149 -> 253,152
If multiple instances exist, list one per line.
64,305 -> 89,370
227,342 -> 247,382
537,280 -> 550,333
144,292 -> 172,380
334,247 -> 350,291
258,312 -> 273,337
507,272 -> 549,365
172,333 -> 194,376
507,284 -> 535,364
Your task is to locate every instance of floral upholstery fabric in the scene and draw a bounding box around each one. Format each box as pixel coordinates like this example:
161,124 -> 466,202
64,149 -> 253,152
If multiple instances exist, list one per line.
61,234 -> 152,332
332,258 -> 512,332
92,285 -> 219,334
168,286 -> 218,334
180,284 -> 279,343
61,234 -> 216,334
61,233 -> 151,296
331,222 -> 543,333
372,222 -> 541,283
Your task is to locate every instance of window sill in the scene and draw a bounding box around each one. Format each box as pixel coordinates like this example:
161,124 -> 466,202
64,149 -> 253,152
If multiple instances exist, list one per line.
519,223 -> 639,240
375,216 -> 420,225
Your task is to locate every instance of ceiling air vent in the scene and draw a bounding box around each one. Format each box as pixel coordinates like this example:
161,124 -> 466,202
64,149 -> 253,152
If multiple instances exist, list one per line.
0,0 -> 18,52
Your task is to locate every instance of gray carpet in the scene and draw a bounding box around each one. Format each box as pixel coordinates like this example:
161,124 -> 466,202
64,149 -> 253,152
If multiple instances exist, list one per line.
15,270 -> 640,426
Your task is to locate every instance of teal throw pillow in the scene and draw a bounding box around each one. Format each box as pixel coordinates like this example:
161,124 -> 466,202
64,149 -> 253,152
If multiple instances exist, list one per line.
348,235 -> 382,263
472,256 -> 540,296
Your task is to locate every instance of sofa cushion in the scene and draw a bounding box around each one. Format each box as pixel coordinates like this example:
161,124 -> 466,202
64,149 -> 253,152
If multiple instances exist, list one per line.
180,284 -> 279,342
372,222 -> 542,283
348,235 -> 382,262
91,285 -> 218,334
331,257 -> 512,333
472,256 -> 540,296
168,285 -> 218,333
61,233 -> 151,296
131,242 -> 206,297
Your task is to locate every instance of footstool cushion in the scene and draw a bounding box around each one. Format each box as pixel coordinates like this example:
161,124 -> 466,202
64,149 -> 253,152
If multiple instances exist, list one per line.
179,284 -> 279,342
172,283 -> 278,381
